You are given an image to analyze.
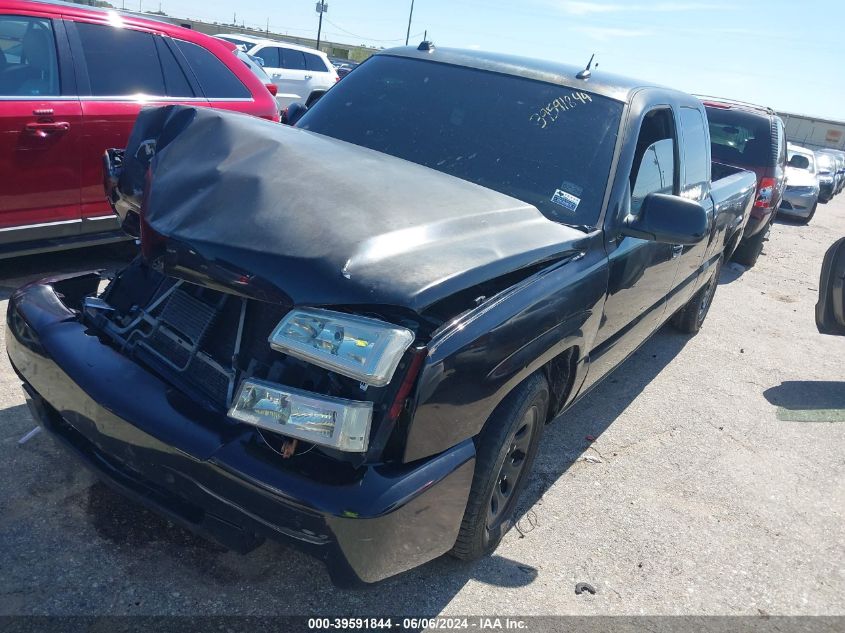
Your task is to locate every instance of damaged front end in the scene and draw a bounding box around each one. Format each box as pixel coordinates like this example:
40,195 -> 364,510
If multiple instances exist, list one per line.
83,257 -> 429,463
7,263 -> 475,585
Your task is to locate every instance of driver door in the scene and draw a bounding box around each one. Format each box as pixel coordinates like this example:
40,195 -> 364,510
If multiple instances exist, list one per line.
584,106 -> 682,389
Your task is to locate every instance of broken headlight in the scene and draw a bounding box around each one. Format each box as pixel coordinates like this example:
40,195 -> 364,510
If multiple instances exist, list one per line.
268,309 -> 414,387
230,379 -> 373,452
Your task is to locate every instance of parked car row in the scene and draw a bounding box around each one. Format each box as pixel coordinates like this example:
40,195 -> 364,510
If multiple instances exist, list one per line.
778,144 -> 845,223
696,95 -> 843,271
816,148 -> 845,202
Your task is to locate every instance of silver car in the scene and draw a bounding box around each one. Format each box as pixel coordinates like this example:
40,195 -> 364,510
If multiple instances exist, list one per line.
815,151 -> 837,203
779,144 -> 820,222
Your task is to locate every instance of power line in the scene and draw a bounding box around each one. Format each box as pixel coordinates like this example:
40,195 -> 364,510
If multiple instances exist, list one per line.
323,17 -> 424,43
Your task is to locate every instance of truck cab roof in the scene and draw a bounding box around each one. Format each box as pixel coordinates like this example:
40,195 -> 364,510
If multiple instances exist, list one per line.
380,45 -> 686,106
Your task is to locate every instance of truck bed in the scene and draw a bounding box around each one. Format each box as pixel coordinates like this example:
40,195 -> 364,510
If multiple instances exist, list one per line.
710,161 -> 758,244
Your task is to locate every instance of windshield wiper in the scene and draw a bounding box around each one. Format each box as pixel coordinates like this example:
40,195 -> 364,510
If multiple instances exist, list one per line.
558,222 -> 593,233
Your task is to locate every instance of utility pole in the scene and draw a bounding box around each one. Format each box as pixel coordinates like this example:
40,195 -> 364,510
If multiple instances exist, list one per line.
405,0 -> 415,46
315,1 -> 327,51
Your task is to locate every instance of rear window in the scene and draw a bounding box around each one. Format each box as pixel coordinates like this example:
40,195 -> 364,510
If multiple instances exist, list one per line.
175,39 -> 250,99
705,106 -> 774,167
304,52 -> 328,72
281,48 -> 307,70
299,56 -> 623,227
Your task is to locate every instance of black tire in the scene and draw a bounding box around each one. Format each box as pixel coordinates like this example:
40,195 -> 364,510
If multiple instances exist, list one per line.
732,220 -> 770,267
450,373 -> 549,561
800,202 -> 818,224
672,256 -> 723,334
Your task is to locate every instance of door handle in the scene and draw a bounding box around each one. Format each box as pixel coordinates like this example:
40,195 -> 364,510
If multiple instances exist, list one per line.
304,74 -> 313,79
25,121 -> 70,137
671,244 -> 684,258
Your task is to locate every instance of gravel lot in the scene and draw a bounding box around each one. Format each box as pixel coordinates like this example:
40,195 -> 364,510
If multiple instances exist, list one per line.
1,199 -> 843,618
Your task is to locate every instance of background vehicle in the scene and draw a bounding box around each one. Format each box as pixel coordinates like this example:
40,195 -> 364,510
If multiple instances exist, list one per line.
0,0 -> 279,259
235,49 -> 278,98
329,57 -> 358,79
819,149 -> 845,195
215,33 -> 338,108
779,143 -> 821,223
10,48 -> 756,586
700,97 -> 787,267
815,151 -> 836,203
816,237 -> 845,336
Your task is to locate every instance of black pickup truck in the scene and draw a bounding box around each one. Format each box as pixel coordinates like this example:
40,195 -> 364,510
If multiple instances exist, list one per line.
7,46 -> 757,586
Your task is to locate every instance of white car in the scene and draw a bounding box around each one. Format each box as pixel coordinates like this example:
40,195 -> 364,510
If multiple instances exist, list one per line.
779,143 -> 821,222
214,34 -> 338,109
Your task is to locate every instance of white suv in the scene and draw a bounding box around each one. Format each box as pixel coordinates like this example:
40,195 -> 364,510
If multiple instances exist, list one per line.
215,34 -> 338,109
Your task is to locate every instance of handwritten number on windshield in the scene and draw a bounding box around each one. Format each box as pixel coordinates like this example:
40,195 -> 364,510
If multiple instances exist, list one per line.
529,92 -> 593,129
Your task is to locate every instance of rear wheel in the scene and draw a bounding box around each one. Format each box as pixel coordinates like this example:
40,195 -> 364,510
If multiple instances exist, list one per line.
450,373 -> 548,561
672,256 -> 723,334
733,220 -> 770,267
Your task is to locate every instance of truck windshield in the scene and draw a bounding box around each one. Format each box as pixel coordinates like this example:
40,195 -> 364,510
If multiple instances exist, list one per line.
298,55 -> 623,228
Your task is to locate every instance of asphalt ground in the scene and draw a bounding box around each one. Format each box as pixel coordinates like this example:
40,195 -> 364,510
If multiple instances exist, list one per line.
0,198 -> 843,618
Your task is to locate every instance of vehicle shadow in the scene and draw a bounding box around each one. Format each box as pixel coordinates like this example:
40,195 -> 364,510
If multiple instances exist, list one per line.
70,325 -> 690,617
0,242 -> 135,301
717,261 -> 746,285
763,380 -> 845,410
515,326 -> 690,523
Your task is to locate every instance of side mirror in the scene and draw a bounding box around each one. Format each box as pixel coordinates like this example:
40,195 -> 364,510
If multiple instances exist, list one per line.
622,193 -> 708,245
281,102 -> 308,126
816,237 -> 845,336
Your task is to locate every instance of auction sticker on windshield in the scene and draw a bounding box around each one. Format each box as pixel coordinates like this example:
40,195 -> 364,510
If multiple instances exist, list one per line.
550,181 -> 583,213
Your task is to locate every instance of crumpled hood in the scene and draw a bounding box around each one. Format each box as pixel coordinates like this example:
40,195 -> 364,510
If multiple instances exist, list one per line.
130,106 -> 586,312
785,167 -> 819,188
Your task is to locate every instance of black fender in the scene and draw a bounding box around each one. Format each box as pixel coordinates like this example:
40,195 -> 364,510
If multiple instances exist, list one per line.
402,236 -> 609,462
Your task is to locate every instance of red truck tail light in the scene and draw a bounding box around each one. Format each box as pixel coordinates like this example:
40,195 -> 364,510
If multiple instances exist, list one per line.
754,177 -> 776,209
265,82 -> 278,96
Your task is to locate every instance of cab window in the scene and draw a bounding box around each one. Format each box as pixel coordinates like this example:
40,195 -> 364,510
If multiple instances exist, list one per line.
679,107 -> 710,200
630,108 -> 677,214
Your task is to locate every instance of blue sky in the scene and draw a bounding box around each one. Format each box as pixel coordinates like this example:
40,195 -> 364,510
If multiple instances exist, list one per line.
149,0 -> 842,120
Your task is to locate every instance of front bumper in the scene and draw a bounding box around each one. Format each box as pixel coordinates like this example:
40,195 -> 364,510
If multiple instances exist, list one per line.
7,275 -> 474,586
778,188 -> 819,218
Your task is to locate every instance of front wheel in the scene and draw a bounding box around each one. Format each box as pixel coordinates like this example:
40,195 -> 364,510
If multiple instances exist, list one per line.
800,202 -> 818,224
672,256 -> 723,334
450,373 -> 549,561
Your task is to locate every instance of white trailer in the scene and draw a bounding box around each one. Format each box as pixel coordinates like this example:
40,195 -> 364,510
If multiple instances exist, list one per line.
779,112 -> 845,151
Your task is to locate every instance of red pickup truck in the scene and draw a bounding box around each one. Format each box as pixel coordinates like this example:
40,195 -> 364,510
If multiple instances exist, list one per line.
0,0 -> 279,259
